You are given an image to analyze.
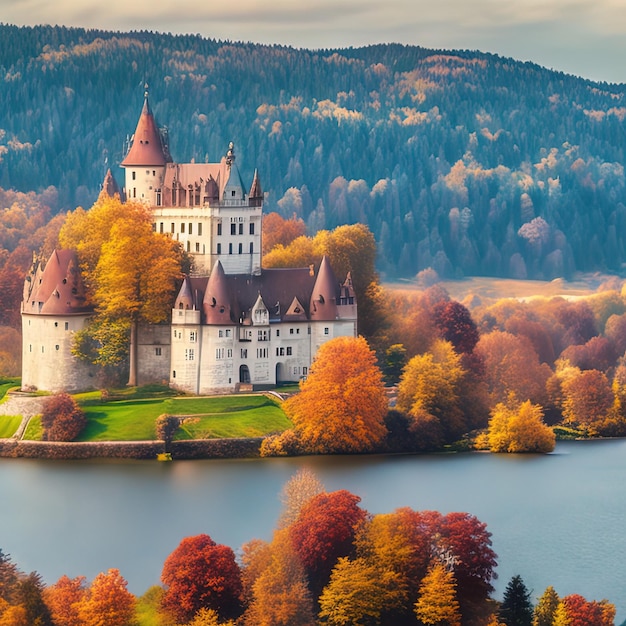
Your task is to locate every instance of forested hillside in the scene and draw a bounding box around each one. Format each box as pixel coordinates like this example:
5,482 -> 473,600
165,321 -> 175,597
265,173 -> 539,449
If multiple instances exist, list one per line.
1,24 -> 625,279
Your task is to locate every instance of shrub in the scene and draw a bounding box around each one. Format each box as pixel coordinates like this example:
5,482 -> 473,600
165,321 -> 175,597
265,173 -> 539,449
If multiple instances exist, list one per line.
41,393 -> 87,441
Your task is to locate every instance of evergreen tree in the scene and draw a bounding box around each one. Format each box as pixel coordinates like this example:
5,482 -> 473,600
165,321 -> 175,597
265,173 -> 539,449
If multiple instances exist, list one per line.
533,586 -> 560,626
499,575 -> 533,626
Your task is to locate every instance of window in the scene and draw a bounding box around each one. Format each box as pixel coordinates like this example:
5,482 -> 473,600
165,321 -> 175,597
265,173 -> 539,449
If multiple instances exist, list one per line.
225,329 -> 231,337
277,347 -> 285,356
65,322 -> 69,331
198,223 -> 202,236
55,345 -> 59,351
196,242 -> 200,252
181,223 -> 185,234
229,243 -> 233,254
171,223 -> 175,233
29,345 -> 32,352
238,243 -> 243,254
232,190 -> 236,197
303,367 -> 308,376
276,329 -> 280,337
217,243 -> 222,254
156,191 -> 162,206
159,222 -> 164,233
132,171 -> 136,180
190,331 -> 196,342
250,242 -> 254,254
186,241 -> 190,252
219,330 -> 223,338
172,370 -> 176,378
185,349 -> 195,361
189,223 -> 193,235
290,328 -> 294,335
54,322 -> 58,327
152,170 -> 156,176
227,349 -> 232,358
231,223 -> 237,235
217,223 -> 222,236
287,347 -> 292,355
324,327 -> 329,335
249,222 -> 255,235
216,348 -> 225,359
257,347 -> 268,358
296,328 -> 300,334
241,349 -> 247,358
155,347 -> 162,356
258,330 -> 268,341
238,223 -> 243,235
173,330 -> 177,338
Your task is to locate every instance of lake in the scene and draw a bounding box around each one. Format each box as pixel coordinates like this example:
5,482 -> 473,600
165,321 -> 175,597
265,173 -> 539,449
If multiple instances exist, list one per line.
1,439 -> 625,620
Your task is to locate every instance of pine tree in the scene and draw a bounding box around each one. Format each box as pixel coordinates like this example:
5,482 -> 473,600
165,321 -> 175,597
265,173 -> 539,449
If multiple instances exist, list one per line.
414,560 -> 462,626
499,575 -> 533,626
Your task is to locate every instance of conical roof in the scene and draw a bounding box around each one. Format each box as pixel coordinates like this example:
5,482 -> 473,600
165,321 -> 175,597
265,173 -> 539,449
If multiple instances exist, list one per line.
121,91 -> 169,167
174,276 -> 196,311
99,168 -> 122,199
309,256 -> 339,321
202,261 -> 233,324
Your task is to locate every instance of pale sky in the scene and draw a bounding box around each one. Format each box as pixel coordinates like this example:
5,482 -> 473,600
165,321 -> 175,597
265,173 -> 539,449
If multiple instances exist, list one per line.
3,0 -> 626,84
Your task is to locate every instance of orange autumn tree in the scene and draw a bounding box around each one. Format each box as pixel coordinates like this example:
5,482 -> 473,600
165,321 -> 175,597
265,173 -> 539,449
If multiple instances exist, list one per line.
43,575 -> 86,626
78,569 -> 135,626
283,336 -> 388,453
262,212 -> 306,256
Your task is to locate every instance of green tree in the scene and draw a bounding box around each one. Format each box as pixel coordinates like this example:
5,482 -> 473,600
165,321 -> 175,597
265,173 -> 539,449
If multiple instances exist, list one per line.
283,336 -> 388,453
499,575 -> 533,626
414,560 -> 461,626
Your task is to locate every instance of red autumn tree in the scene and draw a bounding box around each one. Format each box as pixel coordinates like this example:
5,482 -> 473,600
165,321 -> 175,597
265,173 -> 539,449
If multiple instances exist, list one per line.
43,575 -> 86,626
433,300 -> 480,355
288,489 -> 367,596
436,512 -> 498,615
161,534 -> 242,623
40,393 -> 87,442
561,594 -> 615,626
78,569 -> 135,626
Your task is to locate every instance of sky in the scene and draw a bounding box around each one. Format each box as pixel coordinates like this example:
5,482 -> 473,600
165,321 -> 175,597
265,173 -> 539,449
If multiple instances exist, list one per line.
3,0 -> 626,84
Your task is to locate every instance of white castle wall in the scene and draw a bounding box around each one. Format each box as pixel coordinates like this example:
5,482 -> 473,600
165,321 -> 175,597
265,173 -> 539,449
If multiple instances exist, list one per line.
21,313 -> 98,392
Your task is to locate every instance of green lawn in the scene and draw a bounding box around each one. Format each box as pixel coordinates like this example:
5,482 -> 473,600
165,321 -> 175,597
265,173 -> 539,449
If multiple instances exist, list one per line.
77,394 -> 291,442
0,415 -> 21,438
0,378 -> 20,403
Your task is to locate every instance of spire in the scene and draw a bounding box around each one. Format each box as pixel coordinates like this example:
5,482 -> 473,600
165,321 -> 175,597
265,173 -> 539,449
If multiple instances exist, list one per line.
99,168 -> 121,200
121,87 -> 169,167
249,169 -> 263,207
309,256 -> 339,321
174,276 -> 196,311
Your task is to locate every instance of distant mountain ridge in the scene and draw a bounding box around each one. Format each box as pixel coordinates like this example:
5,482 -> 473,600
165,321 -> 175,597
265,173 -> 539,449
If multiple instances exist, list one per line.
0,23 -> 625,280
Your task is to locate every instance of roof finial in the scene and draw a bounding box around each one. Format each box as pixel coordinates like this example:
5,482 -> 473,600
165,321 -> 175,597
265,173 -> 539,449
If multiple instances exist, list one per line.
226,141 -> 235,167
144,82 -> 149,100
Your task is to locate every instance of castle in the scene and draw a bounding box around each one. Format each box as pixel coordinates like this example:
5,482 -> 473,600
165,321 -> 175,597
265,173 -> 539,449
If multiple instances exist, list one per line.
21,92 -> 357,394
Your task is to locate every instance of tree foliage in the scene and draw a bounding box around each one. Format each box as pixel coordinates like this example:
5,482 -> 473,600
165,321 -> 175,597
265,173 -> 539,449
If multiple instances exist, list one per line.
161,534 -> 242,624
43,575 -> 86,626
277,468 -> 325,529
40,393 -> 87,442
499,575 -> 533,626
283,336 -> 388,453
414,560 -> 462,626
487,398 -> 556,453
78,569 -> 135,626
533,586 -> 560,626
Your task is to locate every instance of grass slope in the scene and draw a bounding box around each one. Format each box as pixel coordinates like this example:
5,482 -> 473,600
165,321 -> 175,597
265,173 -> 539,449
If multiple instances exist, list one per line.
77,394 -> 290,442
0,415 -> 21,438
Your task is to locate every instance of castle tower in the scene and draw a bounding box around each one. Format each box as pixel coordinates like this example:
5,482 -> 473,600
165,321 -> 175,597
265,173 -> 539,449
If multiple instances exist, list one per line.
21,250 -> 97,392
120,87 -> 170,206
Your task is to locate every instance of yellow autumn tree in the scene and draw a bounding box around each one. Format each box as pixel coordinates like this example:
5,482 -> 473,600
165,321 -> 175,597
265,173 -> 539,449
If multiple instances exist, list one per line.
283,336 -> 388,453
396,339 -> 467,447
487,397 -> 556,453
414,560 -> 462,626
59,195 -> 186,384
78,569 -> 136,626
318,556 -> 407,626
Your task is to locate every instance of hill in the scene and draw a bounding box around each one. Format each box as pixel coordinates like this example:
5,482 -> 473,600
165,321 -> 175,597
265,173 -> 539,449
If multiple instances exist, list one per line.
1,24 -> 625,280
